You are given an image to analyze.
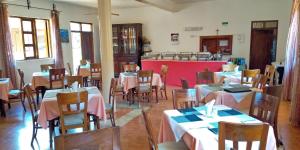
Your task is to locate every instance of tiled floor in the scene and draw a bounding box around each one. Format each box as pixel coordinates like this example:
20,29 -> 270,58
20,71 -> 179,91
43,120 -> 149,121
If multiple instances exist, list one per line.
0,86 -> 299,150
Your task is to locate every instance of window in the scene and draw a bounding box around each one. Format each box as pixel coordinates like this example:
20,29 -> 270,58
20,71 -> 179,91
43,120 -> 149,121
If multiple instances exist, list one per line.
70,22 -> 93,73
9,17 -> 51,60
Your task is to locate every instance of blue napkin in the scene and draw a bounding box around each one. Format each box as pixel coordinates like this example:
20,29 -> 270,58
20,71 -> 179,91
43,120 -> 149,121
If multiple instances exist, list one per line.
178,108 -> 202,115
218,109 -> 242,117
208,122 -> 219,134
172,114 -> 202,123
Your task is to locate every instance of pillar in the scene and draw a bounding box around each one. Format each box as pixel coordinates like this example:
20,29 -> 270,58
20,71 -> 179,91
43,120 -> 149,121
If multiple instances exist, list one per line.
98,0 -> 114,100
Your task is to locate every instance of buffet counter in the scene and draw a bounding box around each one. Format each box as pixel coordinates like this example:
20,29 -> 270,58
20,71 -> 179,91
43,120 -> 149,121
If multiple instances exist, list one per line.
141,59 -> 226,86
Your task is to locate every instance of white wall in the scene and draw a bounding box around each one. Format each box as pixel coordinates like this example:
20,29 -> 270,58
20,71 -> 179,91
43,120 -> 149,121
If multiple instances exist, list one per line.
112,0 -> 292,64
6,0 -> 100,83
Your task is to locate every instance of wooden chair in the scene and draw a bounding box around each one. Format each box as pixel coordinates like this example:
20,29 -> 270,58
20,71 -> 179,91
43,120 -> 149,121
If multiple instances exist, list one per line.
159,65 -> 168,100
90,63 -> 102,89
123,64 -> 137,72
40,64 -> 55,72
142,109 -> 188,150
49,68 -> 65,89
249,92 -> 280,146
252,74 -> 268,90
136,70 -> 153,106
0,69 -> 2,78
264,65 -> 276,86
23,84 -> 41,145
263,85 -> 283,146
7,69 -> 26,113
106,78 -> 121,127
119,61 -> 128,73
67,62 -> 73,76
172,88 -> 198,109
196,70 -> 214,84
218,121 -> 269,150
241,69 -> 260,85
180,78 -> 189,89
57,90 -> 89,135
65,76 -> 83,88
80,59 -> 87,65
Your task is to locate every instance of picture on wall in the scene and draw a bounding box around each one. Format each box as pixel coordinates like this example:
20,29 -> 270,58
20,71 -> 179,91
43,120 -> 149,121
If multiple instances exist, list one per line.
60,29 -> 69,43
171,33 -> 179,45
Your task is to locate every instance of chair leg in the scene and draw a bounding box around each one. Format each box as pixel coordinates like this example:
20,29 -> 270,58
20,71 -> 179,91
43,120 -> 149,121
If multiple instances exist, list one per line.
164,89 -> 168,100
0,100 -> 6,117
8,103 -> 11,109
31,125 -> 35,145
49,120 -> 55,148
21,93 -> 26,112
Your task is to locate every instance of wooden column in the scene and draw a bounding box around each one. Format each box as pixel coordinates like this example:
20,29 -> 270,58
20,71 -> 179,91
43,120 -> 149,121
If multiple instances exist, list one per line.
98,0 -> 114,100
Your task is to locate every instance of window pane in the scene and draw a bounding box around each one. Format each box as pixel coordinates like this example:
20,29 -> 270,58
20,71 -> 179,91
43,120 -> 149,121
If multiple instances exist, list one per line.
71,32 -> 82,71
70,22 -> 80,31
36,20 -> 49,58
25,46 -> 34,57
82,24 -> 92,32
9,17 -> 24,60
22,20 -> 32,32
24,34 -> 33,44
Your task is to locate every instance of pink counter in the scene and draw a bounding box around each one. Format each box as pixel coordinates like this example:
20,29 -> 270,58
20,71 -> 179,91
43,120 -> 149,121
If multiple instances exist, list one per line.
141,59 -> 226,86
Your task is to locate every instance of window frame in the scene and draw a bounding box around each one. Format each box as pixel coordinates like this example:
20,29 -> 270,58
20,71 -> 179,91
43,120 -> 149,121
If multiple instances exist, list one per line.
10,16 -> 52,60
70,21 -> 93,33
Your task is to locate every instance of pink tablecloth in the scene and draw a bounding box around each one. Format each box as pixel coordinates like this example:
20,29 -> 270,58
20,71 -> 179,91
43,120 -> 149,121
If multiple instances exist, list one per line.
37,86 -> 106,128
0,78 -> 13,101
141,60 -> 226,86
118,72 -> 163,93
195,84 -> 253,111
158,106 -> 277,150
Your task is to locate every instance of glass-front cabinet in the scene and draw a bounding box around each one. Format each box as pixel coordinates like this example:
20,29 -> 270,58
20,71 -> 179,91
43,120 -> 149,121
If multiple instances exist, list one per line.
112,23 -> 142,77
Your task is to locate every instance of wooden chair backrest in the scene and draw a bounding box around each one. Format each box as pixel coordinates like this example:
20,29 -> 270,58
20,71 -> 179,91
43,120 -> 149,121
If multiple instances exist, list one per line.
180,78 -> 189,89
67,62 -> 73,76
41,64 -> 55,72
123,64 -> 137,72
141,108 -> 158,150
172,88 -> 197,109
90,63 -> 101,77
80,59 -> 87,65
160,65 -> 168,85
196,70 -> 214,84
264,65 -> 276,86
222,64 -> 236,72
49,68 -> 66,89
252,74 -> 268,89
23,84 -> 38,121
108,78 -> 117,111
218,121 -> 269,150
17,69 -> 25,90
65,76 -> 83,88
249,92 -> 280,127
241,69 -> 260,85
77,65 -> 81,76
137,70 -> 153,91
57,90 -> 89,135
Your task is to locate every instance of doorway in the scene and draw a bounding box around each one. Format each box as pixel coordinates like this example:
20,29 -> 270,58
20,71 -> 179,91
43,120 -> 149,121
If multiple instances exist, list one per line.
250,20 -> 278,72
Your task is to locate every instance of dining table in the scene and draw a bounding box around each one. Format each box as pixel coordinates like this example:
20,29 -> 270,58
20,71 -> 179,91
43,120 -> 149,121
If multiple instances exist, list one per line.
214,71 -> 241,84
118,72 -> 163,103
195,84 -> 254,111
37,86 -> 107,147
158,105 -> 277,150
0,78 -> 13,117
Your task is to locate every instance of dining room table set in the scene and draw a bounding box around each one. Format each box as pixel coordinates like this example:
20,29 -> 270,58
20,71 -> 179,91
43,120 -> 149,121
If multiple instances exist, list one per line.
158,104 -> 277,150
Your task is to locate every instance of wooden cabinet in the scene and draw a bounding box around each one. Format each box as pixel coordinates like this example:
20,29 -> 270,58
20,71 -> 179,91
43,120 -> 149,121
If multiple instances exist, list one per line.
112,23 -> 143,77
199,35 -> 233,55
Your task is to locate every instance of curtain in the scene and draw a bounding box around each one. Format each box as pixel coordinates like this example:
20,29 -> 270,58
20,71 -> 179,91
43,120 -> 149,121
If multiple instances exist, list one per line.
283,0 -> 300,126
0,2 -> 17,88
51,8 -> 64,68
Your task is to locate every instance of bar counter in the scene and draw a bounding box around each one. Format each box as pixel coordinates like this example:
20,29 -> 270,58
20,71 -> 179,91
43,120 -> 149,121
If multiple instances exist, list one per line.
141,59 -> 226,86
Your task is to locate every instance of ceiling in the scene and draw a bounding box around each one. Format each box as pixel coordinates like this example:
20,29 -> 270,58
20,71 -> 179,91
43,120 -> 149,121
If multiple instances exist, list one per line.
54,0 -> 203,8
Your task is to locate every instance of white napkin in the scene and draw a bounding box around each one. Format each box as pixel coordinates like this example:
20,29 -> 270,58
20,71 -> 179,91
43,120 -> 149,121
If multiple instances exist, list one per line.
205,99 -> 215,117
234,66 -> 239,72
136,66 -> 140,72
71,81 -> 79,90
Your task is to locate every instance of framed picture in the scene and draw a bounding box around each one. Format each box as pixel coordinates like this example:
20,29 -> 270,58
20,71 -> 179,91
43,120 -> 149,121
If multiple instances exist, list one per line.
60,29 -> 69,43
171,33 -> 179,45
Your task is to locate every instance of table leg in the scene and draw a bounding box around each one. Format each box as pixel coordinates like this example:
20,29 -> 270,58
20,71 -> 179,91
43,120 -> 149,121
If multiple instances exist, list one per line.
49,119 -> 55,148
155,86 -> 158,103
0,99 -> 6,117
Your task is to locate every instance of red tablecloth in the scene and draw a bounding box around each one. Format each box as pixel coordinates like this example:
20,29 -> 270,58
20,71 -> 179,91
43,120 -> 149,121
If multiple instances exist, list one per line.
141,60 -> 226,86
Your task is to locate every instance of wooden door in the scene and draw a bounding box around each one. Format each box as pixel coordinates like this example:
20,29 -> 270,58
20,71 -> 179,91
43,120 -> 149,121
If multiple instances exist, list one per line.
250,21 -> 278,72
81,32 -> 94,63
